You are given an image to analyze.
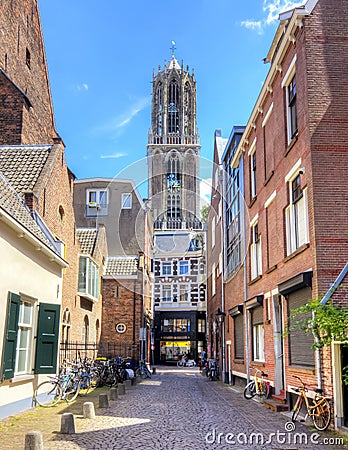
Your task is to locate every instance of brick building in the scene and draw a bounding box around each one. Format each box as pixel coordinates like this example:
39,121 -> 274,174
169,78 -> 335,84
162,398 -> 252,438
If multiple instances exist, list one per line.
74,179 -> 153,362
206,130 -> 228,376
207,0 -> 348,430
0,0 -> 90,345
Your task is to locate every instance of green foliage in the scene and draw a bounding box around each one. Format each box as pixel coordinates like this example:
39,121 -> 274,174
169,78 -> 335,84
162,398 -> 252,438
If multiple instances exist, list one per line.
288,298 -> 348,349
288,297 -> 348,385
201,205 -> 210,222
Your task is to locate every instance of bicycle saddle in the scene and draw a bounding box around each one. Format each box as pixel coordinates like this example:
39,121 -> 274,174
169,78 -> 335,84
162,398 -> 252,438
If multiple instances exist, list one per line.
262,372 -> 268,377
315,388 -> 323,394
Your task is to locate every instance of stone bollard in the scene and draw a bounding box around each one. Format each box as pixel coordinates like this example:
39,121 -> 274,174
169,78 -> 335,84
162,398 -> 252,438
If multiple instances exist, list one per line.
117,383 -> 126,395
24,431 -> 44,450
83,401 -> 96,419
109,387 -> 118,400
124,379 -> 132,390
99,393 -> 109,408
60,413 -> 75,434
152,367 -> 157,375
131,376 -> 137,387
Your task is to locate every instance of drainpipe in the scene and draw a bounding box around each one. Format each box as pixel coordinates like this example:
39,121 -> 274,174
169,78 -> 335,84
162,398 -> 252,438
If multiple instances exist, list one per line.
220,164 -> 227,384
313,311 -> 322,390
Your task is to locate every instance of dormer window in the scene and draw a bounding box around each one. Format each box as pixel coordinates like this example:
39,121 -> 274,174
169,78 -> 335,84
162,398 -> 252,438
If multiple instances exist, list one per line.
86,189 -> 108,216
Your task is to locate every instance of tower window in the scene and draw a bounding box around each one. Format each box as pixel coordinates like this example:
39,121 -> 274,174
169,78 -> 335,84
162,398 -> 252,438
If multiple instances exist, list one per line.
168,80 -> 179,134
26,48 -> 31,69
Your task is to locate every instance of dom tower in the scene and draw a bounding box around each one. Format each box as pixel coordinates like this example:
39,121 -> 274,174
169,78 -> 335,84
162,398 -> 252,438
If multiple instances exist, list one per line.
147,45 -> 206,364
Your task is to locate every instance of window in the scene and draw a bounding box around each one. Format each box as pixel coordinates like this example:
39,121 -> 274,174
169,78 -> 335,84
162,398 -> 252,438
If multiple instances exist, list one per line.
2,293 -> 60,379
179,285 -> 190,302
82,315 -> 89,345
285,174 -> 309,255
198,319 -> 206,333
26,48 -> 31,69
282,56 -> 298,144
253,324 -> 265,361
15,300 -> 33,374
234,314 -> 244,360
86,189 -> 108,216
122,193 -> 132,209
212,263 -> 216,296
179,260 -> 189,275
161,262 -> 172,276
161,319 -> 191,333
250,222 -> 262,279
251,151 -> 257,198
251,306 -> 264,361
61,308 -> 71,344
161,284 -> 172,302
78,256 -> 99,300
226,166 -> 241,276
287,75 -> 298,140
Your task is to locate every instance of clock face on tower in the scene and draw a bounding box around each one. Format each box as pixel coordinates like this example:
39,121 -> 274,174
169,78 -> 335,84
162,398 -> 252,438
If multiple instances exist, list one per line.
167,173 -> 180,192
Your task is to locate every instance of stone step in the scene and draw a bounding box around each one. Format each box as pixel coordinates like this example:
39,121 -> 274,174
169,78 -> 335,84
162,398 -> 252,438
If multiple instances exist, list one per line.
263,398 -> 290,412
272,394 -> 287,404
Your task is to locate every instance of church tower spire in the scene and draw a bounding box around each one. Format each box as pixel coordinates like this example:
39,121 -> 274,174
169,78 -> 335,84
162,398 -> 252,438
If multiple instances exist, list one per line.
147,45 -> 201,230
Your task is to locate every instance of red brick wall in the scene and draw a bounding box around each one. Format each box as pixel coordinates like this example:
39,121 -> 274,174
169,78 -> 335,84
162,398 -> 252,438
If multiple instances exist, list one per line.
101,278 -> 144,359
0,0 -> 58,144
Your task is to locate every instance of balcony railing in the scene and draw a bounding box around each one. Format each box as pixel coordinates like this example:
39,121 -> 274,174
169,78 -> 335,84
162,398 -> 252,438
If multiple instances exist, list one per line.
148,132 -> 200,146
154,217 -> 204,231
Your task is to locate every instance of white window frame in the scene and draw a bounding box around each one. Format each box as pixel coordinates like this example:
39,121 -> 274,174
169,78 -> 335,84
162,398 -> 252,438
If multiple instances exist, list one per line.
161,262 -> 172,276
179,260 -> 189,275
78,256 -> 99,300
248,138 -> 257,199
161,284 -> 172,302
250,222 -> 262,279
212,263 -> 216,296
285,172 -> 309,255
282,55 -> 298,144
15,299 -> 34,375
253,323 -> 265,362
86,189 -> 108,208
179,284 -> 190,302
121,193 -> 132,209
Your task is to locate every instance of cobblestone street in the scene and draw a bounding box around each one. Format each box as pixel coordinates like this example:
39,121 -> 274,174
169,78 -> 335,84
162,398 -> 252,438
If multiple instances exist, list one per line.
1,367 -> 346,450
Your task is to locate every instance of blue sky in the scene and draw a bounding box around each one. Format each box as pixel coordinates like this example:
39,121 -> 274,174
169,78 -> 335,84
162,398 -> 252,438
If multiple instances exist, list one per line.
39,0 -> 304,200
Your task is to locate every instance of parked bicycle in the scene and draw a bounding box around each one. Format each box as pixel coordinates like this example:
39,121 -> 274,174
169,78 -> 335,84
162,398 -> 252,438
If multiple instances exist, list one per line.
291,375 -> 331,431
243,367 -> 270,400
34,364 -> 79,407
134,360 -> 152,378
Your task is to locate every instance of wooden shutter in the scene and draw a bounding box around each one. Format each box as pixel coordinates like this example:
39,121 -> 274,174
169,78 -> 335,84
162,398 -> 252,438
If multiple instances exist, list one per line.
252,306 -> 263,325
288,287 -> 315,367
2,292 -> 20,380
234,314 -> 244,360
34,303 -> 61,374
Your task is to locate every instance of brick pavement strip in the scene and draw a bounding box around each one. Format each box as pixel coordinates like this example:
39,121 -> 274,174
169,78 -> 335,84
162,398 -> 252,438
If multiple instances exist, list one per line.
0,368 -> 346,450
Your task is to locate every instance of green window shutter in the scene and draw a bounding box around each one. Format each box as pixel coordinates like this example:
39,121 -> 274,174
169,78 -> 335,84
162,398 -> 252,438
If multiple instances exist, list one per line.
2,292 -> 20,380
34,303 -> 61,374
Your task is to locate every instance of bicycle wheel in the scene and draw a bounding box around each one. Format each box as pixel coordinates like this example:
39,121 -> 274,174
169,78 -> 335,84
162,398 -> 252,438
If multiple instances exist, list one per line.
177,361 -> 184,367
65,378 -> 80,402
144,367 -> 152,378
261,380 -> 270,399
34,380 -> 62,407
244,381 -> 256,399
291,396 -> 303,423
312,398 -> 331,431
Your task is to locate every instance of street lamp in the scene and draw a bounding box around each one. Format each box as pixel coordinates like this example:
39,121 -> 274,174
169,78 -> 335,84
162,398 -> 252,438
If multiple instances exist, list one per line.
215,308 -> 226,382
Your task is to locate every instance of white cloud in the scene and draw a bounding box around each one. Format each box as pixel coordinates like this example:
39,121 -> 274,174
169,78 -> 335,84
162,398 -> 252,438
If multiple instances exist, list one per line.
95,96 -> 150,136
240,20 -> 263,34
263,0 -> 305,24
241,0 -> 305,33
74,83 -> 89,92
100,152 -> 127,159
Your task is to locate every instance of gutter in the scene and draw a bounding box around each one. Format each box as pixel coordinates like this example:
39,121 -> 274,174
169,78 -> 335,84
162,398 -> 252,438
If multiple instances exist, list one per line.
0,207 -> 68,268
